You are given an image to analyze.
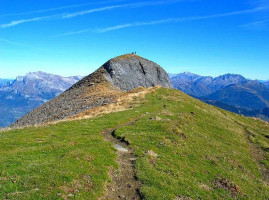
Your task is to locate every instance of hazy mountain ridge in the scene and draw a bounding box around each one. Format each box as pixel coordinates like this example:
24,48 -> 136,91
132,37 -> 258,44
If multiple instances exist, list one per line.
170,72 -> 269,121
0,72 -> 82,127
4,72 -> 83,100
170,72 -> 247,97
199,97 -> 269,121
205,81 -> 269,111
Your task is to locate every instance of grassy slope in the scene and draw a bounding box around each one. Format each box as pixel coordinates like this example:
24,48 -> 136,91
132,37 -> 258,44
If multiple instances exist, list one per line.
0,113 -> 141,199
0,88 -> 268,199
114,88 -> 269,199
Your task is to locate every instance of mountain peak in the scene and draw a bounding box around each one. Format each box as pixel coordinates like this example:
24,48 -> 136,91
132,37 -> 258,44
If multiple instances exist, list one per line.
25,71 -> 48,79
217,73 -> 246,80
183,71 -> 195,75
111,54 -> 143,61
100,54 -> 172,91
12,55 -> 172,127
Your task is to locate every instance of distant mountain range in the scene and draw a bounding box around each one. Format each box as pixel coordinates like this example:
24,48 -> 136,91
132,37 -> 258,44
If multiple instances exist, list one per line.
206,81 -> 269,110
198,98 -> 269,122
170,72 -> 269,121
169,72 -> 248,97
1,70 -> 268,127
0,72 -> 82,127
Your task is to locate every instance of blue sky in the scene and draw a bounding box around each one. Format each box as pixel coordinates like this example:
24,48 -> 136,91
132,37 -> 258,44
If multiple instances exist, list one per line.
0,0 -> 269,80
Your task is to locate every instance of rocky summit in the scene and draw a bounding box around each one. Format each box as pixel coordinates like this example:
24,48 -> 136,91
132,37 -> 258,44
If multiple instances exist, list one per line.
102,54 -> 172,91
11,54 -> 172,127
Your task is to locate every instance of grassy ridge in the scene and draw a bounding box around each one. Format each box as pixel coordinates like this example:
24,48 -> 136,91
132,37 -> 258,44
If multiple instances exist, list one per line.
114,88 -> 269,199
0,88 -> 268,199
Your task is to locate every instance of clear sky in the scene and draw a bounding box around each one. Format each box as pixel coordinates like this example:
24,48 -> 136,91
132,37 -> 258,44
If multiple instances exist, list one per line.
0,0 -> 269,80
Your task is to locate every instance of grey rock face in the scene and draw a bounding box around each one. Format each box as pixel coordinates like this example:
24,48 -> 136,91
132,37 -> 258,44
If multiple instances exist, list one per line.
11,54 -> 172,127
102,55 -> 173,91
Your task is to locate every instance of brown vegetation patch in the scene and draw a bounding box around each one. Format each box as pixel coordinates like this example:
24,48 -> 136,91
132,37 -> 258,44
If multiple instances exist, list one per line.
68,87 -> 154,121
175,196 -> 193,200
214,178 -> 241,196
111,54 -> 143,61
59,177 -> 94,200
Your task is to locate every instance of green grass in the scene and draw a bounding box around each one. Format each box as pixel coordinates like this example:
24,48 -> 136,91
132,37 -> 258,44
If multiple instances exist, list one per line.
113,88 -> 269,199
0,88 -> 268,199
0,113 -> 140,199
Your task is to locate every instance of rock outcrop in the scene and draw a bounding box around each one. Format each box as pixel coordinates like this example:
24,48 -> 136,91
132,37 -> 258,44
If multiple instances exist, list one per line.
102,54 -> 172,91
11,54 -> 172,127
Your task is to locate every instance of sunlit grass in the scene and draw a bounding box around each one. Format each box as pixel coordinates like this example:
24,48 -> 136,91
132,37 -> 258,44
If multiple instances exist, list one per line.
0,88 -> 268,199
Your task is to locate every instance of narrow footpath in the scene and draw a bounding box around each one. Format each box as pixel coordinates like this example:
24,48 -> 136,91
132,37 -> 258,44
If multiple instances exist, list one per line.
100,116 -> 145,200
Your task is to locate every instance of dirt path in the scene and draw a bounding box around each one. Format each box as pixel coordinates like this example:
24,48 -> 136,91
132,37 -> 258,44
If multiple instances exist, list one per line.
100,117 -> 145,200
234,121 -> 269,183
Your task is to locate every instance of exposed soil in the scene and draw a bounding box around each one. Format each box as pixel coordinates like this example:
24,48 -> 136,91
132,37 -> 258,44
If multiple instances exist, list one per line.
214,178 -> 241,196
100,116 -> 145,200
